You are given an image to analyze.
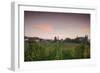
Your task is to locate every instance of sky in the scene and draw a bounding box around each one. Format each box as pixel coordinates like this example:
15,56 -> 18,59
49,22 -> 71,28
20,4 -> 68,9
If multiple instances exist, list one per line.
24,11 -> 90,40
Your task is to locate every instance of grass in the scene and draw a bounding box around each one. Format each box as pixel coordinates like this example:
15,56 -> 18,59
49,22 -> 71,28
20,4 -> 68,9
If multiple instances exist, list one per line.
24,41 -> 90,61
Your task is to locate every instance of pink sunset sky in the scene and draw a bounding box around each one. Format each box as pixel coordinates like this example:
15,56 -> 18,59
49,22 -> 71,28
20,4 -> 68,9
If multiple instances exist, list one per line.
24,11 -> 90,40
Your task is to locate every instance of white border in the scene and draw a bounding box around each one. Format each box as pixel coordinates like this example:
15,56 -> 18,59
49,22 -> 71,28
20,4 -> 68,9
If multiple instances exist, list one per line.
11,2 -> 97,71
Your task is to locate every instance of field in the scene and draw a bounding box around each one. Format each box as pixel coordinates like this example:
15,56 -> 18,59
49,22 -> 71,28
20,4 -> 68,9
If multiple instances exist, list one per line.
24,11 -> 90,62
24,40 -> 90,61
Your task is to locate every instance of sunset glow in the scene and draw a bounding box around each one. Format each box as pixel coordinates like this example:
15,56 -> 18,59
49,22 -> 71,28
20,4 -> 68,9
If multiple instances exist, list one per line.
24,11 -> 90,39
33,23 -> 54,32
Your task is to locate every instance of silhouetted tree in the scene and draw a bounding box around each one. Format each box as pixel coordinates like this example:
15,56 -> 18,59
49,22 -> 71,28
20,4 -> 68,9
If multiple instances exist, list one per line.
64,38 -> 72,42
54,36 -> 57,42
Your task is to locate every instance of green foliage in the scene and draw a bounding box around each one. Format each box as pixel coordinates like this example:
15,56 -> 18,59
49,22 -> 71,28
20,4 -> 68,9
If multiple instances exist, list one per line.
24,41 -> 90,61
24,41 -> 46,61
73,43 -> 90,59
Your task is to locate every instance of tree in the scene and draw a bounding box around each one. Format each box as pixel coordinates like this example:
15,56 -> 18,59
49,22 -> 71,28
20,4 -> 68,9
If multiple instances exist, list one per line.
54,36 -> 57,42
